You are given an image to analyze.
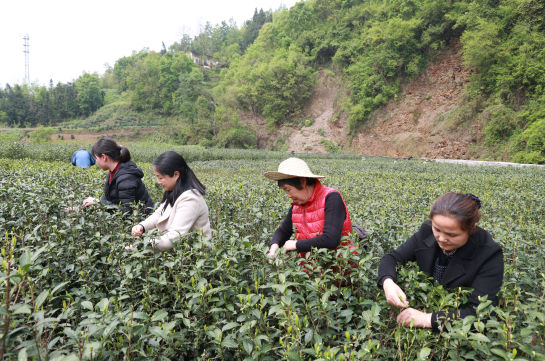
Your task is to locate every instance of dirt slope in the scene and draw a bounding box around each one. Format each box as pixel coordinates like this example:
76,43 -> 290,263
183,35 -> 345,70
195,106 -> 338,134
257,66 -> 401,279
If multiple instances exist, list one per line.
354,39 -> 477,159
223,40 -> 480,157
265,39 -> 480,158
285,70 -> 348,153
238,70 -> 349,152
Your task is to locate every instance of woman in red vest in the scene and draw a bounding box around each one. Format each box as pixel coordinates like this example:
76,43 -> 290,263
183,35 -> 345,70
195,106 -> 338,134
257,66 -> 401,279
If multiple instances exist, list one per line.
264,158 -> 353,263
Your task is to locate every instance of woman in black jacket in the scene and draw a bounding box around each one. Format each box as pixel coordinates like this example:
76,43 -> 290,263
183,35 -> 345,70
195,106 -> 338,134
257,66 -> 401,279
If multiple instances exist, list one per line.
82,138 -> 154,213
378,193 -> 503,330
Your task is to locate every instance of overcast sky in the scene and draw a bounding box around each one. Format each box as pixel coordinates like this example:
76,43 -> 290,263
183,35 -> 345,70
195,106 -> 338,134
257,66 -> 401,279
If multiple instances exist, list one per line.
0,0 -> 298,88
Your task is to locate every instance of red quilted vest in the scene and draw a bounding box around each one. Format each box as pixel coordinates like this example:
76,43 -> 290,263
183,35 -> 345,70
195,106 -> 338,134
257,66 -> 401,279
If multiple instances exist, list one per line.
291,180 -> 353,257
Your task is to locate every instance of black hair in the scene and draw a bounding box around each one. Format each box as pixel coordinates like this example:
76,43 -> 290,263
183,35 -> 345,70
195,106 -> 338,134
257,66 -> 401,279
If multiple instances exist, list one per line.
277,177 -> 317,190
429,192 -> 482,234
91,137 -> 131,163
153,151 -> 206,206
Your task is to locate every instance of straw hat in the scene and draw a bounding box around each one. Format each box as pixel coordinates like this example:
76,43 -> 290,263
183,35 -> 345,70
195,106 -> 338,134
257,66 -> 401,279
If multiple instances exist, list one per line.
264,157 -> 325,181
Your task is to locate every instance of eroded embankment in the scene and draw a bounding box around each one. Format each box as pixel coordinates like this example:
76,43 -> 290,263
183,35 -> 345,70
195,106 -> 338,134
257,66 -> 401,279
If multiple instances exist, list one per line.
240,39 -> 484,159
354,39 -> 478,159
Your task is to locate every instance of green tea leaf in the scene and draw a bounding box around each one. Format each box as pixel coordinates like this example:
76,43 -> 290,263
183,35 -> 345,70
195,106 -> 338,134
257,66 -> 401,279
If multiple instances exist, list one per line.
17,348 -> 27,361
81,301 -> 93,311
35,290 -> 49,310
469,333 -> 490,343
19,252 -> 31,267
222,322 -> 240,332
12,304 -> 31,314
304,329 -> 313,344
221,339 -> 238,348
103,321 -> 120,338
419,347 -> 431,360
151,309 -> 168,321
51,281 -> 69,295
243,339 -> 253,354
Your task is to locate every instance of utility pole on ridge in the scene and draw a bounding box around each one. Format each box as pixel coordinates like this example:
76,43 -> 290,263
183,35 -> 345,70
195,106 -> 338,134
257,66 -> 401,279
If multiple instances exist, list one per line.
23,34 -> 29,86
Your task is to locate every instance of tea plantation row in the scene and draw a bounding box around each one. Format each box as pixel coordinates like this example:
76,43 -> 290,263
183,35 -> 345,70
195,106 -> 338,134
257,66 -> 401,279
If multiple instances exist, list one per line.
0,152 -> 544,360
0,142 -> 360,164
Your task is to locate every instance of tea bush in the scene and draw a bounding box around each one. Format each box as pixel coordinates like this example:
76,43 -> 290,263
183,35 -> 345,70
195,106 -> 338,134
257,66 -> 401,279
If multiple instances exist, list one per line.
0,153 -> 544,360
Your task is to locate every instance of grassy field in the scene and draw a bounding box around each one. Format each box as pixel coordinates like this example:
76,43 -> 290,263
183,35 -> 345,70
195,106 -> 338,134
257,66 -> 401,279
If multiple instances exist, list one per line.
0,146 -> 544,360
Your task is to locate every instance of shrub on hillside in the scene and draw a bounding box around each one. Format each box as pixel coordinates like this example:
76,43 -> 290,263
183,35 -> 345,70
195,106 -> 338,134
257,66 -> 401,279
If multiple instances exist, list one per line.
217,44 -> 316,128
513,118 -> 545,164
217,127 -> 256,149
320,139 -> 340,153
30,127 -> 55,143
482,105 -> 521,145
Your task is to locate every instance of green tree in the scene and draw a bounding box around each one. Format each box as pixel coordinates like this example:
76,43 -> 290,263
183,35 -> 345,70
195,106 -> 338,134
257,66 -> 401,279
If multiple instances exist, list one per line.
241,8 -> 272,51
0,111 -> 10,125
176,68 -> 205,122
127,51 -> 195,112
100,63 -> 116,89
113,49 -> 150,92
76,73 -> 103,116
1,85 -> 31,127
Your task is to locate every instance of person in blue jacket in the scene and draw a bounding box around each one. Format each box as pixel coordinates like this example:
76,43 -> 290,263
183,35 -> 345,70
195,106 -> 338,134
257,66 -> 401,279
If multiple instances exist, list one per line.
71,149 -> 95,168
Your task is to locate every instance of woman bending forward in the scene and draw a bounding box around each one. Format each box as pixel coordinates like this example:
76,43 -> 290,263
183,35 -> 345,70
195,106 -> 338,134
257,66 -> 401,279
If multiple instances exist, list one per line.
83,137 -> 154,213
264,158 -> 353,261
378,193 -> 504,330
130,151 -> 212,252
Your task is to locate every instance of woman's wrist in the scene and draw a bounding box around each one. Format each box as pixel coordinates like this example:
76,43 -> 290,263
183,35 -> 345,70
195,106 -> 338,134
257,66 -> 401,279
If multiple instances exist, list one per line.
282,240 -> 298,251
423,313 -> 432,328
383,277 -> 395,287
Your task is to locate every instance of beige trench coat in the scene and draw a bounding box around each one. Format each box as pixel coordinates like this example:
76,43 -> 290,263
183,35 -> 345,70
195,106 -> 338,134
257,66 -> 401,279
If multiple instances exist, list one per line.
140,189 -> 212,252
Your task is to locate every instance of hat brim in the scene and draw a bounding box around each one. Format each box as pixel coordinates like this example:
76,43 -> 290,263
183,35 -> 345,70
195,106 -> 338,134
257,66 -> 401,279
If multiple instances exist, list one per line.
263,171 -> 325,181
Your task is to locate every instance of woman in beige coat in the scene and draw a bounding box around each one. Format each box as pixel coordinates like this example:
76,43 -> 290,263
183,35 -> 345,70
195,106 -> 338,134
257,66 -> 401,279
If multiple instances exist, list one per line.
128,151 -> 212,252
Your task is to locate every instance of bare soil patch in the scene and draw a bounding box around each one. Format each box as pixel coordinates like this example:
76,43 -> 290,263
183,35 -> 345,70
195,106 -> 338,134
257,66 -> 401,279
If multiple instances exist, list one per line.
48,128 -> 159,144
285,70 -> 347,153
354,39 -> 477,159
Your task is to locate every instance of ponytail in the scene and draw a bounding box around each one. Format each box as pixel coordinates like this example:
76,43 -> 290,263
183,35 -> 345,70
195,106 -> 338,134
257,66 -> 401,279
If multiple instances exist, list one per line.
119,145 -> 131,163
91,137 -> 131,163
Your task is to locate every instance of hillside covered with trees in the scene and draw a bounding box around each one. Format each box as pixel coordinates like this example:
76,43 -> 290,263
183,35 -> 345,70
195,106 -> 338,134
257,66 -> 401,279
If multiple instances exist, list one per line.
1,0 -> 544,162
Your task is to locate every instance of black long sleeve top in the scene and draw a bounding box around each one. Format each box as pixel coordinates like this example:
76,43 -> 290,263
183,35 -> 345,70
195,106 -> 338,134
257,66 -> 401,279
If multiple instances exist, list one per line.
101,161 -> 154,213
378,221 -> 504,330
271,192 -> 346,252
